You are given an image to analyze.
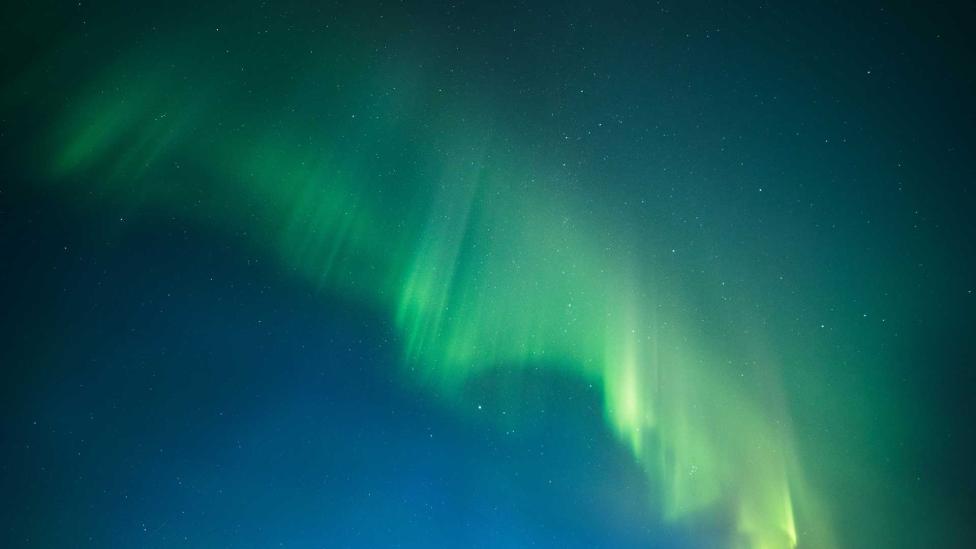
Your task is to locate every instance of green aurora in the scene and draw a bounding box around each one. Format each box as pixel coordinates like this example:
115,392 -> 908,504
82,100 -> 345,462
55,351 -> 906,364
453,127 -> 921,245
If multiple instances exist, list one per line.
39,31 -> 818,549
3,2 -> 974,548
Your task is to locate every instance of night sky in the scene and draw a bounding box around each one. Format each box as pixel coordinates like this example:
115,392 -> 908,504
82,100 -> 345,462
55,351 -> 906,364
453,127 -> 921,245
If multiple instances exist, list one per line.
1,2 -> 974,548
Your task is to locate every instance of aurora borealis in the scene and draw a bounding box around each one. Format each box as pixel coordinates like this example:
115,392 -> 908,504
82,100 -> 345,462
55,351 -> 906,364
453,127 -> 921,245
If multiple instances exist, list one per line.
2,1 -> 975,548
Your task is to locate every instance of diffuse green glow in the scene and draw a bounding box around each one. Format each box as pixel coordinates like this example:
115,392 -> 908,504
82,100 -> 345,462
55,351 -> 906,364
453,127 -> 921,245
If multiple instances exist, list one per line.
42,45 -> 833,549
